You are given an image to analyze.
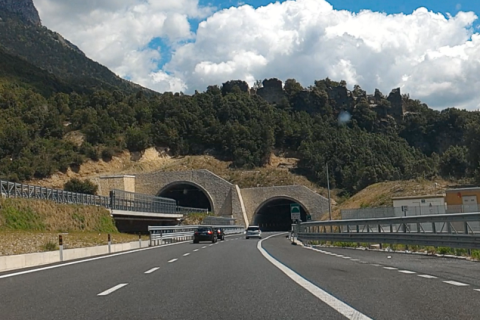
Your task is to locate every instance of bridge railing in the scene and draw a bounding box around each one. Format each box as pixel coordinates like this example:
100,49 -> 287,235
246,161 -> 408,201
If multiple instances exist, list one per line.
1,179 -> 110,207
296,212 -> 480,249
148,225 -> 245,246
0,180 -> 209,216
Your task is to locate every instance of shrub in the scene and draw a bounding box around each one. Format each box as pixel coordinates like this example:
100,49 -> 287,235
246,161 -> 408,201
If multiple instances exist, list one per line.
64,178 -> 98,195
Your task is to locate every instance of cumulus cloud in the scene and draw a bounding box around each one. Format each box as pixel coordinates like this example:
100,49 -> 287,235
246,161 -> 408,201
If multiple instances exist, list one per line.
33,0 -> 212,92
166,0 -> 480,110
34,0 -> 480,110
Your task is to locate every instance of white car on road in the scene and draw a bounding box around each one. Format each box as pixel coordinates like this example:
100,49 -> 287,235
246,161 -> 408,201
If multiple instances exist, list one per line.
245,226 -> 261,239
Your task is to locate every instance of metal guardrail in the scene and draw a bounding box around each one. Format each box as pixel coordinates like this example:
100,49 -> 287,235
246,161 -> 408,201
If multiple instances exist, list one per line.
0,180 -> 209,216
296,212 -> 480,249
1,179 -> 110,207
148,225 -> 245,246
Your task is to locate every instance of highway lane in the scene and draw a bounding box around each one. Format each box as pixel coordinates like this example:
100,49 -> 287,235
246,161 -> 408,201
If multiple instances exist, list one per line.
263,235 -> 480,320
308,246 -> 480,287
0,234 -> 345,320
2,232 -> 480,319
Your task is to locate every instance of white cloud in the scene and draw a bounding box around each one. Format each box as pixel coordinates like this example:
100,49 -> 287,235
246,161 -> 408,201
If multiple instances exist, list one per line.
34,0 -> 480,110
33,0 -> 209,92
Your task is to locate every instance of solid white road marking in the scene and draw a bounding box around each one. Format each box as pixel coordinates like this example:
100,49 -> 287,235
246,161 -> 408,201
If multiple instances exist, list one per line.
183,253 -> 190,256
98,283 -> 128,296
168,259 -> 178,263
443,281 -> 469,287
193,249 -> 199,252
350,259 -> 360,262
418,275 -> 437,279
383,267 -> 398,270
258,234 -> 372,320
0,240 -> 190,280
342,257 -> 351,259
399,270 -> 416,274
144,267 -> 160,274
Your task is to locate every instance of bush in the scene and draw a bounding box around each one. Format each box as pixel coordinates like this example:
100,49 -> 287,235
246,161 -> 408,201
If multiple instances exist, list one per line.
64,178 -> 98,195
101,147 -> 115,162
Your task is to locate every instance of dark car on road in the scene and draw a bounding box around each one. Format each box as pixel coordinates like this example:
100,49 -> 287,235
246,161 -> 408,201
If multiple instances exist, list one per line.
193,226 -> 217,243
215,227 -> 225,240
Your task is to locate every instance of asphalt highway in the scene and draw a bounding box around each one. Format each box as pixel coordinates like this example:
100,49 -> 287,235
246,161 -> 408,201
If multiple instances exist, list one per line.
1,233 -> 480,319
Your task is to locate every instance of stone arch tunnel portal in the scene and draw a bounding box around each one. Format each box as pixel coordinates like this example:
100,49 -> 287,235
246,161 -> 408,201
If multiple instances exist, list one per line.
254,198 -> 308,231
158,183 -> 212,212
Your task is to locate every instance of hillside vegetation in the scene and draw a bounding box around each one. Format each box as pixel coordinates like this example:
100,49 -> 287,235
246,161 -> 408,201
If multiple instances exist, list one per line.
1,76 -> 478,197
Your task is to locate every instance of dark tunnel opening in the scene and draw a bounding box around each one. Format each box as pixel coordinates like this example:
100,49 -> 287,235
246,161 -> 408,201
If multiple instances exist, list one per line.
254,198 -> 307,231
158,183 -> 212,211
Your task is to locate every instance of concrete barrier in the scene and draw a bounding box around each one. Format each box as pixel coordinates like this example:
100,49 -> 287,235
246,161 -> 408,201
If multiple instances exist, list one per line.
0,240 -> 150,273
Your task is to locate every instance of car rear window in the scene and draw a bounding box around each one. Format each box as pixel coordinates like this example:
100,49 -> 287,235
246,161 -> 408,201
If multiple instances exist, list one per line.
197,227 -> 210,232
247,227 -> 259,231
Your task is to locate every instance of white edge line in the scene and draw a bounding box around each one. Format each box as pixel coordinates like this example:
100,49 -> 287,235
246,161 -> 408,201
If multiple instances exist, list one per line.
98,283 -> 128,296
168,258 -> 178,263
144,267 -> 160,274
258,234 -> 372,320
0,240 -> 190,280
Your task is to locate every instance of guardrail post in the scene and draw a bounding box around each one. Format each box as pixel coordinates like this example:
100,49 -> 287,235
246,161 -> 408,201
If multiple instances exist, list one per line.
59,235 -> 63,262
464,222 -> 469,235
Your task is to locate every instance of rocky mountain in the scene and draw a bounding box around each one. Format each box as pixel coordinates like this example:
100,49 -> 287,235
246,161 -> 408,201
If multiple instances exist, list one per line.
0,0 -> 40,25
0,1 -> 155,95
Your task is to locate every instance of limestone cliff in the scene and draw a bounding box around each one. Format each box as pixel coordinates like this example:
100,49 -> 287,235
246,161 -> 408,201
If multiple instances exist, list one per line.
0,0 -> 41,25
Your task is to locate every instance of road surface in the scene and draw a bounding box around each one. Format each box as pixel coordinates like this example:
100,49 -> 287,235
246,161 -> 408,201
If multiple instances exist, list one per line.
1,233 -> 480,319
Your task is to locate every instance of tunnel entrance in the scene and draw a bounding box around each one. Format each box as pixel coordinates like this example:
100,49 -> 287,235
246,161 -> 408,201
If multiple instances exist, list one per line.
253,198 -> 308,231
158,183 -> 212,212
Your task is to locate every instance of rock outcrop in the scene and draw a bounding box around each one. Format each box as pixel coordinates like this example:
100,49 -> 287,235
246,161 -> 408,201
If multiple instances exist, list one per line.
256,78 -> 286,104
0,0 -> 41,25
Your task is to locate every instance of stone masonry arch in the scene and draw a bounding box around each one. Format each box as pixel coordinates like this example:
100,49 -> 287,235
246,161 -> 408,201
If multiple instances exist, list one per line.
157,180 -> 215,213
134,170 -> 245,220
253,196 -> 310,217
241,185 -> 329,225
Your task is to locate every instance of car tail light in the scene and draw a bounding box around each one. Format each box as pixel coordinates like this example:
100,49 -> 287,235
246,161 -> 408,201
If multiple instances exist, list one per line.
207,231 -> 212,234
194,232 -> 198,234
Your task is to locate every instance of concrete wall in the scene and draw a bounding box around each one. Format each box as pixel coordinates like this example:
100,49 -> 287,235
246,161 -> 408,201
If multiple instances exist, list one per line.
95,175 -> 136,196
240,185 -> 329,224
0,240 -> 150,272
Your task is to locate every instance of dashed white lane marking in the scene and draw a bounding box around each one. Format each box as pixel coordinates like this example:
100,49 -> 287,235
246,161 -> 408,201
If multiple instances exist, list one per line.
168,259 -> 178,263
202,246 -> 207,249
474,289 -> 480,292
193,249 -> 199,252
0,240 -> 191,280
371,264 -> 382,267
399,270 -> 416,274
418,275 -> 437,279
144,267 -> 160,274
98,283 -> 128,296
259,234 -> 372,320
183,253 -> 190,257
209,244 -> 213,246
383,267 -> 398,270
443,281 -> 469,287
